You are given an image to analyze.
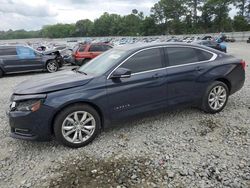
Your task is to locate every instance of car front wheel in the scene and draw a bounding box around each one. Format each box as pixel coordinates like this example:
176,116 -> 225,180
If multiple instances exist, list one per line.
202,81 -> 229,114
46,60 -> 59,73
54,104 -> 101,148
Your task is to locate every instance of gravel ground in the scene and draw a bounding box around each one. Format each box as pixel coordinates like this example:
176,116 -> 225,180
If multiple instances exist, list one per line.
0,43 -> 249,188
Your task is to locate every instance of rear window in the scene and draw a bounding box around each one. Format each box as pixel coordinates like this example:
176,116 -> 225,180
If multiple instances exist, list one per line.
0,48 -> 17,56
165,47 -> 199,66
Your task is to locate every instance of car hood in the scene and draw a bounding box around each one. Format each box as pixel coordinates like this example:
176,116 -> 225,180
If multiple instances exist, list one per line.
14,71 -> 93,95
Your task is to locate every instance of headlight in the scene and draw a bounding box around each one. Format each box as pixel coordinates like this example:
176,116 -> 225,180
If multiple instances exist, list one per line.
12,99 -> 44,112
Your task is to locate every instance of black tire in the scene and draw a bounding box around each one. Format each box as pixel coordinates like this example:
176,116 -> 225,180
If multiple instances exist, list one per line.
54,104 -> 101,148
46,60 -> 59,73
202,81 -> 229,114
0,68 -> 3,78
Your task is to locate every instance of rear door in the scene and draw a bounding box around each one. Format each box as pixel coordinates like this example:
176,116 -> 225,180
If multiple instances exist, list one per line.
1,47 -> 24,73
164,47 -> 216,106
106,47 -> 167,120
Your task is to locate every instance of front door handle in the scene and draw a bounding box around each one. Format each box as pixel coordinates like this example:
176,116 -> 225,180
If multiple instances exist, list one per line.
196,66 -> 203,71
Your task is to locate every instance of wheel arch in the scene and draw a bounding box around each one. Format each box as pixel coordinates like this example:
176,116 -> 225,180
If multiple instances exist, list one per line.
50,101 -> 104,135
215,78 -> 231,93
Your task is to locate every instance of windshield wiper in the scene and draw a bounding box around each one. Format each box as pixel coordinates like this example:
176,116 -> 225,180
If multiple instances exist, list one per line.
72,67 -> 87,75
76,70 -> 87,75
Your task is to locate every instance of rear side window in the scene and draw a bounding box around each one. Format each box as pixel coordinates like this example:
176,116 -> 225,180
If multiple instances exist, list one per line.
196,49 -> 213,61
165,47 -> 199,66
89,45 -> 103,52
0,48 -> 17,56
121,48 -> 163,73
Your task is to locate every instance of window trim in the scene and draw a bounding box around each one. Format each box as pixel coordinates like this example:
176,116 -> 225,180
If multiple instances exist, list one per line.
107,45 -> 217,79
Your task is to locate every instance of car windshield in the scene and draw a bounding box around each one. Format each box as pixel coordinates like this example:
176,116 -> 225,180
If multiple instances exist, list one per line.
78,49 -> 127,76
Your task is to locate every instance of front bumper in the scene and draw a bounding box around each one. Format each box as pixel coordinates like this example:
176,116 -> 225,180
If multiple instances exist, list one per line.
8,104 -> 54,141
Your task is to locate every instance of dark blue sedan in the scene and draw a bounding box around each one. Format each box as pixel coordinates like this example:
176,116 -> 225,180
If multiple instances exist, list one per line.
8,43 -> 245,148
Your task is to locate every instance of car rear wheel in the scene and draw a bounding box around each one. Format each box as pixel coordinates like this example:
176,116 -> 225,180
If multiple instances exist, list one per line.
0,69 -> 3,78
202,81 -> 229,114
46,60 -> 59,73
54,104 -> 101,148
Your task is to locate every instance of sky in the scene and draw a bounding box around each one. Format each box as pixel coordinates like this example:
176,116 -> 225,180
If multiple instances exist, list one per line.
0,0 -> 237,31
0,0 -> 159,31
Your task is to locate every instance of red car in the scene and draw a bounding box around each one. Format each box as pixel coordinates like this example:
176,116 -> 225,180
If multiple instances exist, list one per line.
72,43 -> 113,66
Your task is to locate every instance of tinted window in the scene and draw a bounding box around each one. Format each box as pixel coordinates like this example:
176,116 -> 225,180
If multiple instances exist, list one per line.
165,47 -> 199,66
0,48 -> 17,56
102,45 -> 112,51
196,49 -> 213,61
121,48 -> 162,73
89,45 -> 103,52
78,45 -> 86,52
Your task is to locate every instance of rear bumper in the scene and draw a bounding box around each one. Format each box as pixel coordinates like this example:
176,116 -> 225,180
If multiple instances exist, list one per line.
8,105 -> 54,141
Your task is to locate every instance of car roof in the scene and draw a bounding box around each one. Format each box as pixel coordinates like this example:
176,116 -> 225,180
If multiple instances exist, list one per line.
0,45 -> 28,49
114,42 -> 217,53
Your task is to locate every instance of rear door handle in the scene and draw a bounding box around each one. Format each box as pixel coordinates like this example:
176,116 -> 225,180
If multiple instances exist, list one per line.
152,73 -> 163,79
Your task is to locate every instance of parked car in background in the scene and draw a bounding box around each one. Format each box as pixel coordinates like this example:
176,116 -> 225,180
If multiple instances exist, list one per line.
247,37 -> 250,43
192,40 -> 227,53
72,43 -> 113,66
225,37 -> 236,42
0,45 -> 63,77
8,43 -> 245,148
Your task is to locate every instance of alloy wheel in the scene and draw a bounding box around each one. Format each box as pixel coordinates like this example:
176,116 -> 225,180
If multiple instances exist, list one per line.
208,86 -> 227,111
61,111 -> 96,144
47,61 -> 58,72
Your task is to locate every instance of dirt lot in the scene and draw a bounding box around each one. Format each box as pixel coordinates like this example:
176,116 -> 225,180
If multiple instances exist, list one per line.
0,43 -> 249,188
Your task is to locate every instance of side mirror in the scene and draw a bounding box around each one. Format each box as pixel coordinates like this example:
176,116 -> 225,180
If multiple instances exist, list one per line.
110,68 -> 131,79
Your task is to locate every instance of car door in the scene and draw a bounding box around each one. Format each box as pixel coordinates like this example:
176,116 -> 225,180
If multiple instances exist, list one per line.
16,46 -> 44,71
0,47 -> 23,73
106,47 -> 167,120
164,46 -> 215,106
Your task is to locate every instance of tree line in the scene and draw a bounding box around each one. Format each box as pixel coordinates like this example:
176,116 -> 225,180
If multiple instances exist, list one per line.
0,0 -> 249,39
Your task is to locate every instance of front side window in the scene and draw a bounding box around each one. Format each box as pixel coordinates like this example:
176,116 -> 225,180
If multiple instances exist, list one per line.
78,45 -> 86,52
102,45 -> 112,51
16,46 -> 35,59
121,48 -> 163,74
165,47 -> 199,66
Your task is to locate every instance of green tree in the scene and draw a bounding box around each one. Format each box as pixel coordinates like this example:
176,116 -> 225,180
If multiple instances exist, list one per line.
75,19 -> 93,37
201,0 -> 233,32
151,0 -> 187,34
233,15 -> 249,30
41,24 -> 75,38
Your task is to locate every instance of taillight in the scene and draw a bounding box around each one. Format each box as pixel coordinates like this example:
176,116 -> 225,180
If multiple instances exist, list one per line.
240,60 -> 246,70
